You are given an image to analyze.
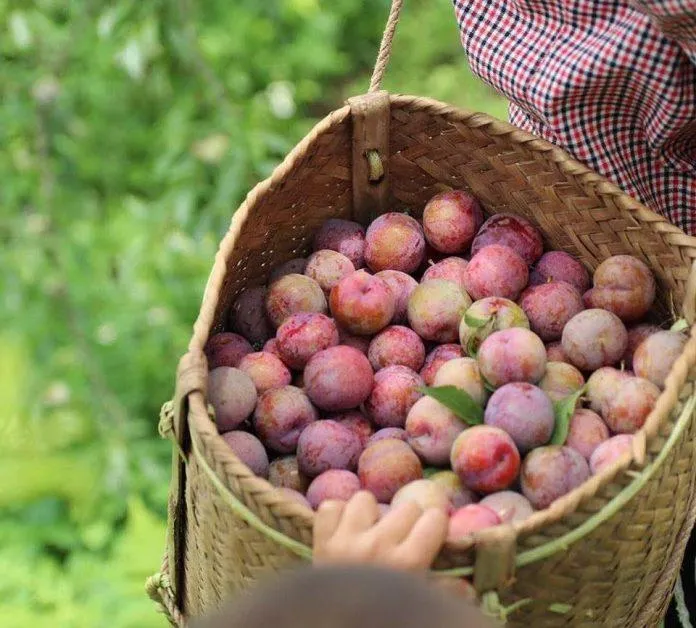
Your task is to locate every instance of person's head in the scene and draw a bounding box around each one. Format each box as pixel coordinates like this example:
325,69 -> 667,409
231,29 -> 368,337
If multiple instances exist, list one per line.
192,565 -> 491,628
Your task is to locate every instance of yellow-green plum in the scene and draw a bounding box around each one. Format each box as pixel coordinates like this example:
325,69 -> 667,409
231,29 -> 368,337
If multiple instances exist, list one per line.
364,212 -> 425,274
266,274 -> 327,328
407,280 -> 471,342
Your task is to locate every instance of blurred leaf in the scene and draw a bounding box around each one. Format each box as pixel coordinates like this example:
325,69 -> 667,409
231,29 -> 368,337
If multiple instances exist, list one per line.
463,317 -> 495,357
550,386 -> 588,446
191,133 -> 229,163
9,11 -> 33,49
464,313 -> 491,328
420,385 -> 484,426
671,318 -> 689,332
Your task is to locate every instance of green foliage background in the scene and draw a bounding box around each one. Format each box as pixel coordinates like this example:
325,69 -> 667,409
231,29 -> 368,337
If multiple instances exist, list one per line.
0,1 -> 504,625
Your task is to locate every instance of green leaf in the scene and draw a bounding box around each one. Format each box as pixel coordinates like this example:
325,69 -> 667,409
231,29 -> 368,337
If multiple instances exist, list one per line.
423,467 -> 440,479
464,313 -> 491,328
480,373 -> 497,393
548,603 -> 572,614
465,319 -> 495,357
550,385 -> 587,446
419,386 -> 484,426
671,318 -> 689,332
466,333 -> 480,358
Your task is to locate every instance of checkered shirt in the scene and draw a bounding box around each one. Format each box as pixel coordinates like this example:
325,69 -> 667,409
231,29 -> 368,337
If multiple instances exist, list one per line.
453,0 -> 696,234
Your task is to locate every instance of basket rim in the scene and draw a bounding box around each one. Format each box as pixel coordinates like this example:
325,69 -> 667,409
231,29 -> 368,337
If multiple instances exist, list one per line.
191,93 -> 696,351
183,92 -> 696,567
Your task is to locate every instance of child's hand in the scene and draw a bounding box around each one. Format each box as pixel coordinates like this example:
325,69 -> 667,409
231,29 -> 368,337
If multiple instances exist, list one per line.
313,490 -> 449,571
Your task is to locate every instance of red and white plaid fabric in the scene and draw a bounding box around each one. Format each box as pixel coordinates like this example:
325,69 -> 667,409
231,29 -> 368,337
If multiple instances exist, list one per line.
453,0 -> 696,234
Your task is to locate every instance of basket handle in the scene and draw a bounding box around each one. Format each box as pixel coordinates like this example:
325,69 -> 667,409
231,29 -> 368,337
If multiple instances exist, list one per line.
368,0 -> 404,92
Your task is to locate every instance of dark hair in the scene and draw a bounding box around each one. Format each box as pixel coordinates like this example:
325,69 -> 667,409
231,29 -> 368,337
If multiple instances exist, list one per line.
192,565 -> 491,628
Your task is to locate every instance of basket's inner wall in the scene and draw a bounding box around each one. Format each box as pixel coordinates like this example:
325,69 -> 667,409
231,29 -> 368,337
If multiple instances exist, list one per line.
212,117 -> 353,335
211,105 -> 691,333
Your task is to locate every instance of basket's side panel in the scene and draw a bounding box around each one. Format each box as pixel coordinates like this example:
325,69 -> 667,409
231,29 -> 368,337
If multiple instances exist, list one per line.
184,454 -> 218,614
183,405 -> 307,619
210,115 -> 352,333
183,455 -> 302,619
385,103 -> 692,320
504,385 -> 696,627
182,395 -> 315,620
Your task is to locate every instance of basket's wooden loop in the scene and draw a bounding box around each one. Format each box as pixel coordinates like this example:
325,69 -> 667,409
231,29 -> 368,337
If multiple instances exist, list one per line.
159,401 -> 189,462
347,91 -> 391,225
473,526 -> 528,625
369,0 -> 404,92
473,524 -> 517,593
682,259 -> 696,325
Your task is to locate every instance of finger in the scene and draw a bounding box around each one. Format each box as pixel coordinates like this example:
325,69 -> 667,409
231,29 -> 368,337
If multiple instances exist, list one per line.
394,508 -> 449,569
367,500 -> 424,546
313,500 -> 346,547
334,491 -> 380,536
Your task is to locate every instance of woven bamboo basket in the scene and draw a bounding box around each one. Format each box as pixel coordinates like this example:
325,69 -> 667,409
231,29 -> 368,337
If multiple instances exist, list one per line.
147,1 -> 696,625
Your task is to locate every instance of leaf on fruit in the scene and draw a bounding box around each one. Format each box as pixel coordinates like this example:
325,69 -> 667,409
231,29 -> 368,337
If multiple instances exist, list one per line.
481,374 -> 497,393
423,467 -> 440,479
465,319 -> 495,358
671,318 -> 689,333
466,333 -> 481,358
550,385 -> 587,446
419,385 -> 484,426
464,313 -> 491,328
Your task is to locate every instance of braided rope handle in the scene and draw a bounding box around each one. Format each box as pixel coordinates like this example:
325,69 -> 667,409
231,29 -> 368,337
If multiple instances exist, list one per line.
368,0 -> 404,92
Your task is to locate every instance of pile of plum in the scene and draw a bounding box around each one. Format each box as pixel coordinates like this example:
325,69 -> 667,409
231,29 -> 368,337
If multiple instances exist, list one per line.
204,190 -> 687,539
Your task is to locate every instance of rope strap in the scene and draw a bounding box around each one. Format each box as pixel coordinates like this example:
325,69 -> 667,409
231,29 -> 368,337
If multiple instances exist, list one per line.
368,0 -> 404,92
